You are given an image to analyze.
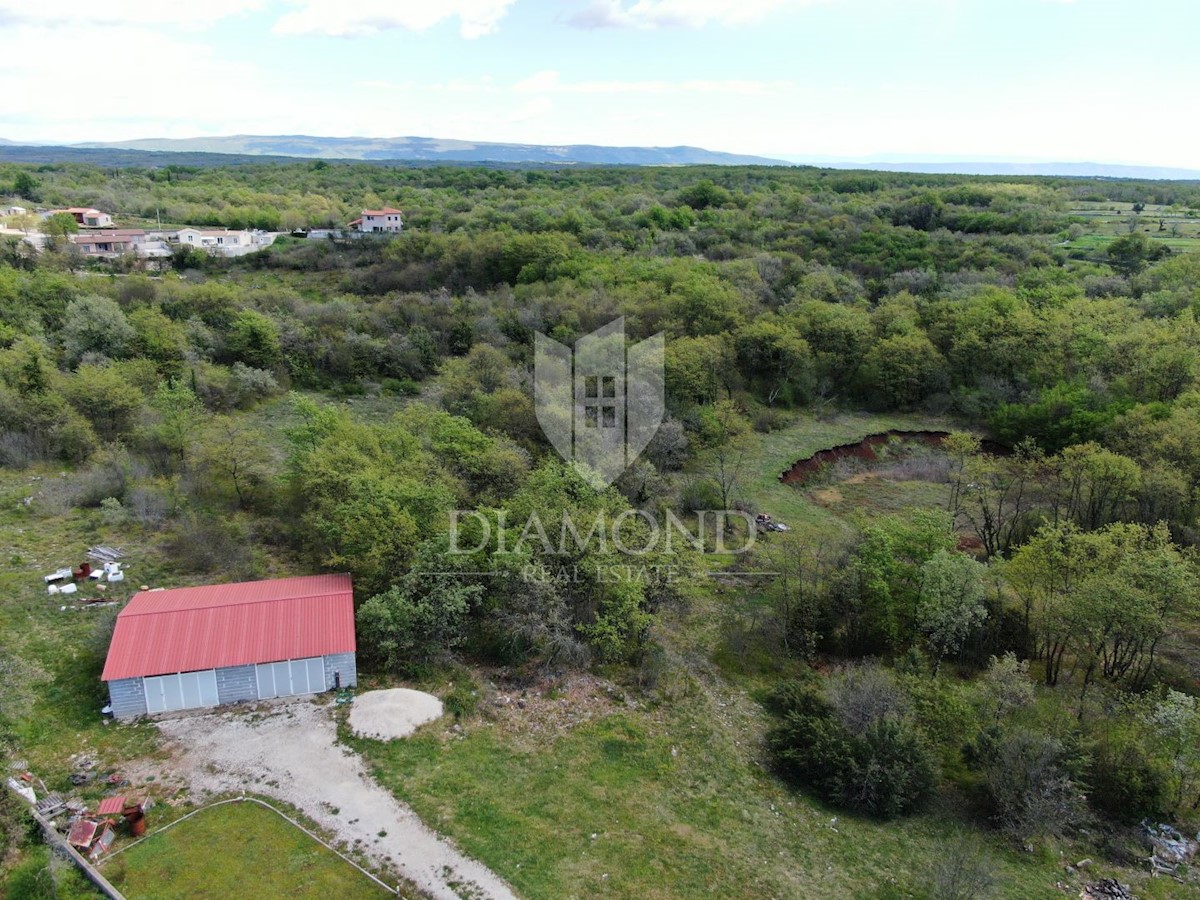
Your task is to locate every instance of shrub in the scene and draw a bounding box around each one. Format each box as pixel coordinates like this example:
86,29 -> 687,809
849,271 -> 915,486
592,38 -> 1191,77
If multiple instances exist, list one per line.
443,678 -> 480,718
165,514 -> 258,579
982,729 -> 1088,839
845,718 -> 936,818
228,362 -> 280,407
1088,737 -> 1169,824
767,678 -> 936,818
928,840 -> 997,900
99,497 -> 129,526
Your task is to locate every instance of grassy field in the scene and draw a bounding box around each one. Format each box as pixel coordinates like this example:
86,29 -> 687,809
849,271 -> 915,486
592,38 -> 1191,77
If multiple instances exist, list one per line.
738,410 -> 953,545
0,466 -> 168,782
352,621 -> 1194,899
1065,200 -> 1200,255
103,800 -> 393,900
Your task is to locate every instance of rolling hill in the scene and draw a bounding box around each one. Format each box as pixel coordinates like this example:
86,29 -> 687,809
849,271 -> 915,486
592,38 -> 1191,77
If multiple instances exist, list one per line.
70,134 -> 787,166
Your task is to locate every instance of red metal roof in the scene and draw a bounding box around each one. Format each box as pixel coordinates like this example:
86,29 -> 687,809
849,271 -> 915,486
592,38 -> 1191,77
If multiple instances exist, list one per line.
102,574 -> 355,681
96,796 -> 126,815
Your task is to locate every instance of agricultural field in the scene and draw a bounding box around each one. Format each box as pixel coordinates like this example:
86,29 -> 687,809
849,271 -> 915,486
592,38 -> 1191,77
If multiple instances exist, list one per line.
1065,200 -> 1200,254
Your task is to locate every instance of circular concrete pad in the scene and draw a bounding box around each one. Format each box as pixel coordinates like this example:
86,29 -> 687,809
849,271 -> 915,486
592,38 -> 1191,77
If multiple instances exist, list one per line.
349,688 -> 443,740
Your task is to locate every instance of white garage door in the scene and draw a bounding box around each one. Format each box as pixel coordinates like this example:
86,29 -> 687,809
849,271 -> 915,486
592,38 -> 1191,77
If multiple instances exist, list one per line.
144,670 -> 219,714
255,657 -> 326,700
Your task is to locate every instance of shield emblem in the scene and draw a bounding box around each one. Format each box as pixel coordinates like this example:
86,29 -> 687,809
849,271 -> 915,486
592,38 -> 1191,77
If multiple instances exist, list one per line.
535,317 -> 664,488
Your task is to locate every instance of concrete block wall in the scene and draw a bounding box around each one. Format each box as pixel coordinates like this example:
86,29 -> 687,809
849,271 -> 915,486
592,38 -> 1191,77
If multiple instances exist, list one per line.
323,652 -> 357,691
215,664 -> 257,704
107,677 -> 147,719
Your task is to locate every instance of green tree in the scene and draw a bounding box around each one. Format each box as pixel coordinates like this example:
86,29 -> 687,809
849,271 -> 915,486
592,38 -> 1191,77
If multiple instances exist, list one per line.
859,330 -> 948,409
12,171 -> 39,200
357,553 -> 481,673
1006,521 -> 1197,687
42,211 -> 79,240
735,316 -> 814,406
225,309 -> 282,369
60,364 -> 144,442
677,179 -> 731,211
1107,232 -> 1151,276
917,550 -> 989,673
59,294 -> 137,364
151,378 -> 207,471
193,416 -> 276,509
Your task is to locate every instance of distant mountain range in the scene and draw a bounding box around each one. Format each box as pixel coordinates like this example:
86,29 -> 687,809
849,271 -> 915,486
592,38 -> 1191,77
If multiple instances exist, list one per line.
0,134 -> 1197,179
70,134 -> 787,166
808,159 -> 1200,180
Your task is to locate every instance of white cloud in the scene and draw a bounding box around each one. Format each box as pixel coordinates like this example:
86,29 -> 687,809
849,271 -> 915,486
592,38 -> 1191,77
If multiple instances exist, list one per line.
0,0 -> 262,28
273,0 -> 516,38
568,0 -> 826,29
0,22 -> 271,142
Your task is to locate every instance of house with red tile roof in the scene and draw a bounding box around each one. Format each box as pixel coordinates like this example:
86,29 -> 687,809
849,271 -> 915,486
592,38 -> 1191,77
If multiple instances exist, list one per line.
48,207 -> 114,228
349,207 -> 403,233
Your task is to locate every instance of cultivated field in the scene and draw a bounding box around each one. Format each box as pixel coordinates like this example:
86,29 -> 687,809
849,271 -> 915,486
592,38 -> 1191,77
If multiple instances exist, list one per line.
1065,200 -> 1200,254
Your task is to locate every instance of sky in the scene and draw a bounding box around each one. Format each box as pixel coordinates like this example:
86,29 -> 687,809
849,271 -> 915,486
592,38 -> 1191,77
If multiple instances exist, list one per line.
1,0 -> 1198,166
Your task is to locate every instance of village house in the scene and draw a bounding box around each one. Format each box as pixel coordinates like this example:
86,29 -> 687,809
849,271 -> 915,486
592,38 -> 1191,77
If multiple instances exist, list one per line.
47,207 -> 115,228
163,227 -> 275,257
70,229 -> 146,257
349,207 -> 403,233
102,573 -> 357,718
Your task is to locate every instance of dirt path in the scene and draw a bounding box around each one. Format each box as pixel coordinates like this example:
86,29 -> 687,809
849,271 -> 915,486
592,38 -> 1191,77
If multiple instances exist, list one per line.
140,700 -> 516,900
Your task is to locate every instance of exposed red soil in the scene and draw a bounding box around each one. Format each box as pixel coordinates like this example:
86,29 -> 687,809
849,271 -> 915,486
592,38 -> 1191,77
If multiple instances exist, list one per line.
779,430 -> 950,484
779,430 -> 1008,485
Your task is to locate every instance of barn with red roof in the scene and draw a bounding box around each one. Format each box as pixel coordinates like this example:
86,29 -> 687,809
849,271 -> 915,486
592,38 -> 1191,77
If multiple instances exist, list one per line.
102,574 -> 356,719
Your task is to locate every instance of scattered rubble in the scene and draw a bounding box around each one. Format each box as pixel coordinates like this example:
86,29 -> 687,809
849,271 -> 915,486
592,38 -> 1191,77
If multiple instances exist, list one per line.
7,759 -> 147,863
42,551 -> 128,604
1143,820 -> 1198,877
1080,878 -> 1135,899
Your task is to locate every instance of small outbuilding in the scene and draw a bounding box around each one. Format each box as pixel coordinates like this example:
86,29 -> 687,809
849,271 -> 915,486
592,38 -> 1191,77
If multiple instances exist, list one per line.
102,574 -> 357,719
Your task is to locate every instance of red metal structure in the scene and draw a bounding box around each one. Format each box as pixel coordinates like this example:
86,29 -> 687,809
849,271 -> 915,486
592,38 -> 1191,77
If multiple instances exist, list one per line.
101,574 -> 355,681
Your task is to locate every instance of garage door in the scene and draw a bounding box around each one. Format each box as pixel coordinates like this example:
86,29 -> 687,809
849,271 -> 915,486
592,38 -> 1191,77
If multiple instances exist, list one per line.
144,670 -> 219,714
255,657 -> 326,700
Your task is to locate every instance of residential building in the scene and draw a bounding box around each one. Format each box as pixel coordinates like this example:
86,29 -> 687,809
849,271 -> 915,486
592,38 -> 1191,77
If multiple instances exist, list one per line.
70,229 -> 146,257
48,207 -> 115,228
164,227 -> 276,257
349,207 -> 403,233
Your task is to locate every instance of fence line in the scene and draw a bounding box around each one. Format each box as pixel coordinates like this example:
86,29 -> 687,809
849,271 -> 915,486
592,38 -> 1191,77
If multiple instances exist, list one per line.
98,794 -> 404,897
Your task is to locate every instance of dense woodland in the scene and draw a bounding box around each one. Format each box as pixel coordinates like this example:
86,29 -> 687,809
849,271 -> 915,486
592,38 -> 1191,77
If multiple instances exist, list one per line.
3,159 -> 1200,896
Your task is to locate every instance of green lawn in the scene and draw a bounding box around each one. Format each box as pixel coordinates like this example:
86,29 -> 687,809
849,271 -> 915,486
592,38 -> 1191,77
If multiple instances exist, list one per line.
352,675 -> 1192,900
104,800 -> 393,900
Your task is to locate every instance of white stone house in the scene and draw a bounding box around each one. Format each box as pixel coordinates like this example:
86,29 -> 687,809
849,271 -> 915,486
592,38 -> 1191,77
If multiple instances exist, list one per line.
349,207 -> 403,233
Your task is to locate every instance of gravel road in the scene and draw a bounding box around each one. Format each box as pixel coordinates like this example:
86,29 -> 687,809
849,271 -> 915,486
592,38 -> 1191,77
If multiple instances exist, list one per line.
145,699 -> 516,900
